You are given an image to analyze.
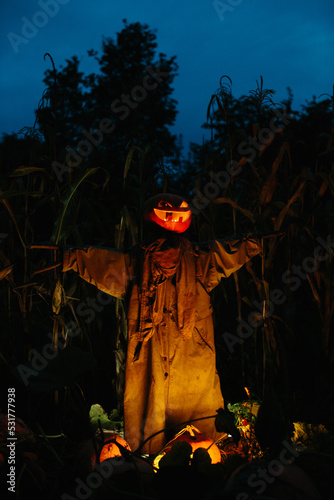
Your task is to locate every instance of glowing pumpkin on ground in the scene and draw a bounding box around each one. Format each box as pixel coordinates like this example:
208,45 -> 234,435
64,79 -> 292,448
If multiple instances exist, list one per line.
78,430 -> 155,485
153,425 -> 222,468
80,430 -> 131,469
144,193 -> 192,233
98,433 -> 131,462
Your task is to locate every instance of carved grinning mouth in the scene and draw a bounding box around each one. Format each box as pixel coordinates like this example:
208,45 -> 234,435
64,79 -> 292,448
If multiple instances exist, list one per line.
153,208 -> 191,223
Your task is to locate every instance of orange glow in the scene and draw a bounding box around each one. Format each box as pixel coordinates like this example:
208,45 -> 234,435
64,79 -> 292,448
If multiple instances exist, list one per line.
98,434 -> 131,462
144,193 -> 192,233
154,425 -> 222,467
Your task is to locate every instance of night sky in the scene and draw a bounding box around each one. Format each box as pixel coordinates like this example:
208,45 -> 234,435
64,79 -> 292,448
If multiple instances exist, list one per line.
1,0 -> 333,153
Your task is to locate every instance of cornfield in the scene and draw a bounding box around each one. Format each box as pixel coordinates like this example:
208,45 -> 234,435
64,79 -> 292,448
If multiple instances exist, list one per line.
0,74 -> 333,498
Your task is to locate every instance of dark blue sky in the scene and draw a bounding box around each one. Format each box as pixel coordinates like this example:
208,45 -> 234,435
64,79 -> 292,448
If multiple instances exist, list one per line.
1,0 -> 333,153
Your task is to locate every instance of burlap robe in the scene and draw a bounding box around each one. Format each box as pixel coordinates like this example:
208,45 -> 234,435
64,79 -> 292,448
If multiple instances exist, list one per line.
137,237 -> 196,343
63,235 -> 261,453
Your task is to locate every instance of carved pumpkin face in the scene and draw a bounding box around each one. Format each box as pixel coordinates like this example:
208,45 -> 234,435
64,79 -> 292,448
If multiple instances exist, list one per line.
144,193 -> 192,233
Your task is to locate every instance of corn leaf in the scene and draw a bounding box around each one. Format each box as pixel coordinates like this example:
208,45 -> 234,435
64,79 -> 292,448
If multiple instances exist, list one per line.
0,189 -> 27,248
212,197 -> 255,222
123,143 -> 138,187
274,180 -> 306,231
0,264 -> 14,281
259,142 -> 289,205
122,205 -> 138,246
317,171 -> 334,196
52,279 -> 64,315
9,166 -> 47,177
51,168 -> 98,244
265,179 -> 306,272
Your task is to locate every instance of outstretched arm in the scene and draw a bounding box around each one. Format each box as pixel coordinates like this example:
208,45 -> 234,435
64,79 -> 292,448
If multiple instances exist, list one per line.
198,234 -> 262,292
63,246 -> 135,298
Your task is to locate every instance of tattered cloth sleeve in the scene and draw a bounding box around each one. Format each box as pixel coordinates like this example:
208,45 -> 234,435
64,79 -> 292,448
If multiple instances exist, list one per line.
197,234 -> 262,292
62,246 -> 134,298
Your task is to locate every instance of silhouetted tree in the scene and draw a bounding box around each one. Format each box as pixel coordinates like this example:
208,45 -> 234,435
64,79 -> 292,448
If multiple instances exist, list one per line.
35,20 -> 180,196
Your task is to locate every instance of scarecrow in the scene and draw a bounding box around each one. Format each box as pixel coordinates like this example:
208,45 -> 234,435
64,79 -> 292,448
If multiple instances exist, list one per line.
61,193 -> 262,454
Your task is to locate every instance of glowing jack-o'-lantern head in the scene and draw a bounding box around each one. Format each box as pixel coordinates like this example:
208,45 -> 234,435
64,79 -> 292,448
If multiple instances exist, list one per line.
144,193 -> 192,233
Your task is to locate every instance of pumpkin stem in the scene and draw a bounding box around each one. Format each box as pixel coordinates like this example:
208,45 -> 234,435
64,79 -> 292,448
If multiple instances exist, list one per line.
206,432 -> 229,451
187,425 -> 196,437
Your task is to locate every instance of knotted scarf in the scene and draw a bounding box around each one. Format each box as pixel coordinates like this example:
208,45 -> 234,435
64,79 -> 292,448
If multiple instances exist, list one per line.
138,236 -> 196,342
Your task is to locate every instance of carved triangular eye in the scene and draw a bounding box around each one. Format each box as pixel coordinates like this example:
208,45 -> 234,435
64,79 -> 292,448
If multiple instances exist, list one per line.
180,201 -> 189,208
